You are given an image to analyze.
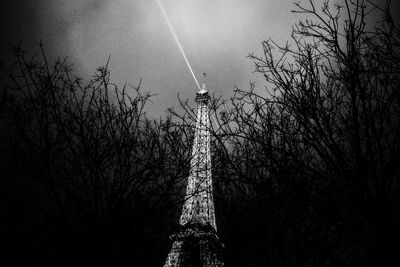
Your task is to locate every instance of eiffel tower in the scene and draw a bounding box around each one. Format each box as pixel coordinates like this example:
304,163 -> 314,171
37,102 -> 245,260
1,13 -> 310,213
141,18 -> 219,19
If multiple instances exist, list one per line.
163,76 -> 224,267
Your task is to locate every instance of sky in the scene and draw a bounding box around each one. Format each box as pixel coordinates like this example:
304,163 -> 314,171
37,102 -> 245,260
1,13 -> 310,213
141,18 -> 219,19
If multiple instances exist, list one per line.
1,0 -> 399,117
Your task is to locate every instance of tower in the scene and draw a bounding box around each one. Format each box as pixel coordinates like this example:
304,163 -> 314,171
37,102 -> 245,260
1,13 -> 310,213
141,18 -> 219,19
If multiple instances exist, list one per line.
163,75 -> 224,267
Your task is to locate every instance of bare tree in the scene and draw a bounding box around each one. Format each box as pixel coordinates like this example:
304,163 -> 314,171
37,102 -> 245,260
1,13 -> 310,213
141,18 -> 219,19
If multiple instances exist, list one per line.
0,44 -> 193,266
203,0 -> 400,266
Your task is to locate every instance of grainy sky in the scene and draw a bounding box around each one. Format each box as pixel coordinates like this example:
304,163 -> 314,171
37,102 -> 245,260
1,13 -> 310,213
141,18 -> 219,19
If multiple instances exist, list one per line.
1,0 -> 398,117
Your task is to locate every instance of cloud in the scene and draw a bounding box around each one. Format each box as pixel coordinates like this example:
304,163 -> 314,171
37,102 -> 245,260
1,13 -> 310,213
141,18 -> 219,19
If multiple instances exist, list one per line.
0,0 -> 39,50
0,0 -> 307,117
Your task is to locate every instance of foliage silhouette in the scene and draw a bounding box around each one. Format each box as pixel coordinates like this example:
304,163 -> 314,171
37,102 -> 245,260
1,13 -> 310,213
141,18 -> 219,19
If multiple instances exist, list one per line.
0,43 -> 194,266
1,0 -> 399,266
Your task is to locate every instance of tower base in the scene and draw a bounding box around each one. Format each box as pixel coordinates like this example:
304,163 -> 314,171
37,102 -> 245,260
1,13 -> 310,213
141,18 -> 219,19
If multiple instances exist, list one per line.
164,224 -> 224,267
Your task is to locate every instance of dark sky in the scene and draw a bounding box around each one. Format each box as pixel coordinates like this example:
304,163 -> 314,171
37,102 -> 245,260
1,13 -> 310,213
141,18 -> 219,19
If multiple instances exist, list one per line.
1,0 -> 399,117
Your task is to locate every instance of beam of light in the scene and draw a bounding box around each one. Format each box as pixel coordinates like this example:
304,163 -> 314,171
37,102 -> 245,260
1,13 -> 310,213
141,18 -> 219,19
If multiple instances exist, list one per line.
156,0 -> 201,91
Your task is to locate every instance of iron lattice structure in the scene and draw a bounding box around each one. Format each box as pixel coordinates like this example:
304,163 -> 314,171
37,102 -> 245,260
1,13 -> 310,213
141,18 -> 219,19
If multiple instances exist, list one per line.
164,85 -> 224,267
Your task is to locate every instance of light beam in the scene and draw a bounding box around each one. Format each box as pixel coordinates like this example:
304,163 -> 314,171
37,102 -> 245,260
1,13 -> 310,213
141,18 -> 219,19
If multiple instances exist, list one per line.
156,0 -> 201,91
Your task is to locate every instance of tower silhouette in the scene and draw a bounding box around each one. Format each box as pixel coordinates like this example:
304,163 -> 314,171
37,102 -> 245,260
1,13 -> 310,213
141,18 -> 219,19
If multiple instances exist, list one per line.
163,76 -> 224,267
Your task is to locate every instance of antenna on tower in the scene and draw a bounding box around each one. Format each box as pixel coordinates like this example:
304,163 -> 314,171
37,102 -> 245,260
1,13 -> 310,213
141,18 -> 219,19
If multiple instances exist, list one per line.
199,72 -> 208,94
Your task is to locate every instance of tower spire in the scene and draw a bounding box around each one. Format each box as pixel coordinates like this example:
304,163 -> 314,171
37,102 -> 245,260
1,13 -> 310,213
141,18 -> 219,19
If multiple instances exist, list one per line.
163,79 -> 224,267
199,73 -> 207,94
